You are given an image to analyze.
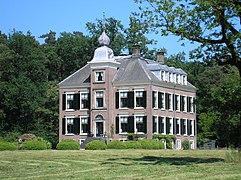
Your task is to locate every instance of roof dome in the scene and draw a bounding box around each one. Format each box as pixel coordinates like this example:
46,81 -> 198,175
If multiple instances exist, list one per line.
98,31 -> 110,46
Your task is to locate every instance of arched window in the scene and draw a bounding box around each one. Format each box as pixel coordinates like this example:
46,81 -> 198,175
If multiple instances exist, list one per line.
95,115 -> 104,121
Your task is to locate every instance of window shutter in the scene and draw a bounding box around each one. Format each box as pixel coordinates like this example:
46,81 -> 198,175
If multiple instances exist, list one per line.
187,120 -> 191,135
187,97 -> 190,112
173,94 -> 175,110
180,96 -> 183,111
158,117 -> 162,134
158,92 -> 162,109
87,93 -> 91,109
62,118 -> 66,135
181,119 -> 184,135
166,118 -> 170,134
142,91 -> 146,108
194,120 -> 196,135
173,118 -> 176,135
143,116 -> 147,133
73,118 -> 80,134
62,94 -> 66,110
74,94 -> 80,110
152,116 -> 155,133
128,92 -> 134,109
165,93 -> 168,110
127,116 -> 134,133
87,117 -> 90,134
152,91 -> 155,108
115,92 -> 119,109
115,116 -> 119,134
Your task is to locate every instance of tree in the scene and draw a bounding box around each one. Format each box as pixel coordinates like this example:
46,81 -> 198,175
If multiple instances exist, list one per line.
134,0 -> 241,76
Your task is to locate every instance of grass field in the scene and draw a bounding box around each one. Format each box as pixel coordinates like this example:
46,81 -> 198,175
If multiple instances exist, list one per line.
0,150 -> 240,180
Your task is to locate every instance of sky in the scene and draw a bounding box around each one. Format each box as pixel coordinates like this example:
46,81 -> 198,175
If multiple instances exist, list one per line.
1,0 -> 197,58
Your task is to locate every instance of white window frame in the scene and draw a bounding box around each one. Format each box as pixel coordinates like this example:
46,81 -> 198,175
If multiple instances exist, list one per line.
153,115 -> 158,134
183,96 -> 187,112
175,94 -> 180,111
173,73 -> 176,83
161,92 -> 165,110
165,71 -> 169,82
80,92 -> 89,110
95,71 -> 104,82
80,116 -> 88,135
153,91 -> 158,109
161,116 -> 166,135
134,114 -> 145,134
95,90 -> 105,109
119,90 -> 129,109
166,93 -> 173,111
119,115 -> 129,134
168,117 -> 173,135
65,116 -> 75,135
134,89 -> 145,109
161,71 -> 165,81
65,92 -> 75,111
190,119 -> 195,136
190,97 -> 194,113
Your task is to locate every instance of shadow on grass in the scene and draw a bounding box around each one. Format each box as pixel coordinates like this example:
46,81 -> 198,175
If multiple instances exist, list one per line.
103,156 -> 224,166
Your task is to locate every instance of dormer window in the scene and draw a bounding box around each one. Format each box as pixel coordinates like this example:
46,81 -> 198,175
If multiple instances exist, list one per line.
95,71 -> 104,82
161,71 -> 165,81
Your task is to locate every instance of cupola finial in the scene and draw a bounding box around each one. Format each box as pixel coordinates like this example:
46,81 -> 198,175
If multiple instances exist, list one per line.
98,12 -> 110,46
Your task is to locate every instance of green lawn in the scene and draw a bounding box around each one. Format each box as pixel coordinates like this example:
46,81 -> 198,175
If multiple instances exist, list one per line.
0,150 -> 240,180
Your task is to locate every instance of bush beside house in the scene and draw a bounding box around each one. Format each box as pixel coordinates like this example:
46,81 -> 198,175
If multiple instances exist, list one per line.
56,139 -> 80,150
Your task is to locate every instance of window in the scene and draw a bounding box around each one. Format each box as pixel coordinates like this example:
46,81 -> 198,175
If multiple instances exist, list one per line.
187,97 -> 195,113
165,93 -> 172,110
120,116 -> 128,133
161,71 -> 165,81
184,119 -> 187,135
183,75 -> 187,85
176,74 -> 180,84
80,93 -> 89,109
166,117 -> 173,135
190,140 -> 195,149
135,91 -> 146,108
175,95 -> 180,111
80,117 -> 88,134
120,92 -> 128,108
135,116 -> 144,133
153,91 -> 158,109
66,117 -> 74,134
176,118 -> 180,135
158,92 -> 165,109
190,120 -> 194,136
95,91 -> 104,108
173,74 -> 176,83
66,94 -> 75,110
160,117 -> 166,134
153,116 -> 158,133
95,71 -> 104,82
181,95 -> 187,112
176,139 -> 181,149
165,72 -> 169,82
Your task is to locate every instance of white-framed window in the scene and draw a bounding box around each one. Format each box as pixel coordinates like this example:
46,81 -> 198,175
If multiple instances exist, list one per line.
165,71 -> 169,82
176,118 -> 181,135
166,117 -> 173,135
166,93 -> 172,110
95,71 -> 104,82
66,93 -> 75,111
95,90 -> 104,108
65,116 -> 75,135
190,119 -> 195,136
134,115 -> 145,134
181,95 -> 187,112
134,90 -> 145,108
161,116 -> 166,134
190,140 -> 195,149
80,116 -> 88,135
153,116 -> 158,134
190,97 -> 194,113
119,116 -> 128,134
80,92 -> 89,109
180,75 -> 183,85
176,74 -> 180,84
161,71 -> 165,81
119,91 -> 128,108
153,91 -> 158,109
175,94 -> 180,111
183,75 -> 187,85
161,92 -> 165,109
176,139 -> 181,149
173,73 -> 176,83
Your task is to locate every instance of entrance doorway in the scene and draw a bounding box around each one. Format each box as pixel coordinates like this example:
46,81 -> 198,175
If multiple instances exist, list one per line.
96,122 -> 103,137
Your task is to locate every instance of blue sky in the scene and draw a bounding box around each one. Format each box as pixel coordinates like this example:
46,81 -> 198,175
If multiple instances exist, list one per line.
1,0 -> 197,58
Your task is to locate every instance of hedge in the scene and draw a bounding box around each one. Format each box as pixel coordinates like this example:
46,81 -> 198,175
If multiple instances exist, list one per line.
0,141 -> 16,151
124,141 -> 142,149
20,140 -> 47,150
56,139 -> 80,150
85,140 -> 106,150
107,140 -> 127,149
139,139 -> 164,149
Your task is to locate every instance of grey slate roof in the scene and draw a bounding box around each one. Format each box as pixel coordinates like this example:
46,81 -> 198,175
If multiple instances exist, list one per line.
59,64 -> 90,87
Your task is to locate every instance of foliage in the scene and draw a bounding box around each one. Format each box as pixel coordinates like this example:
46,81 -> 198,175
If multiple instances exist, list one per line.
37,137 -> 52,149
85,140 -> 106,150
107,140 -> 127,149
124,141 -> 142,149
134,0 -> 241,76
0,141 -> 16,151
225,150 -> 241,163
153,134 -> 176,142
182,139 -> 191,150
2,132 -> 21,142
56,139 -> 80,150
125,133 -> 145,141
139,139 -> 164,149
20,140 -> 47,150
20,133 -> 37,141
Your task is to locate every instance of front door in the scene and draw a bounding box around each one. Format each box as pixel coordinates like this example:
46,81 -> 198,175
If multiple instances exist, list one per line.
96,122 -> 103,137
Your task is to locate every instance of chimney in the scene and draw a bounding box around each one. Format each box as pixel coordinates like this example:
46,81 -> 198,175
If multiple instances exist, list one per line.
157,50 -> 165,64
132,44 -> 141,57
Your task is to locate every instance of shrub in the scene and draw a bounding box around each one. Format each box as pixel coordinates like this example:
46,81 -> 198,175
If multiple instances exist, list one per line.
107,140 -> 127,149
124,141 -> 142,149
20,140 -> 47,150
20,133 -> 37,141
139,139 -> 164,149
125,133 -> 145,141
182,139 -> 190,150
37,137 -> 52,149
85,140 -> 106,150
3,132 -> 21,142
225,150 -> 241,163
56,139 -> 80,150
0,141 -> 16,151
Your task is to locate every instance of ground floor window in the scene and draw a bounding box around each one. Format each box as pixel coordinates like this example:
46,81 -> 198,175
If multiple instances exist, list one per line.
120,116 -> 128,133
66,118 -> 74,134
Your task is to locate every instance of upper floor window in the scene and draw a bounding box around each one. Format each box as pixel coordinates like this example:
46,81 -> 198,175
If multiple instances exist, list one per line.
161,71 -> 165,81
62,93 -> 80,111
80,93 -> 89,109
175,95 -> 180,111
95,71 -> 104,82
67,94 -> 75,110
181,95 -> 187,112
134,91 -> 146,108
120,92 -> 128,108
95,90 -> 104,108
165,93 -> 172,110
153,91 -> 158,109
159,92 -> 165,109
